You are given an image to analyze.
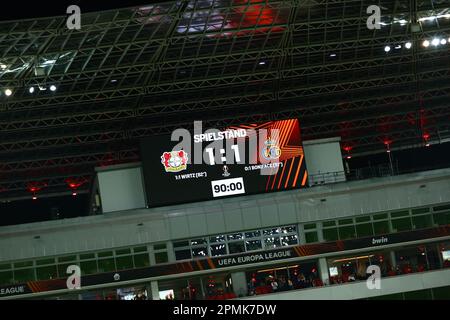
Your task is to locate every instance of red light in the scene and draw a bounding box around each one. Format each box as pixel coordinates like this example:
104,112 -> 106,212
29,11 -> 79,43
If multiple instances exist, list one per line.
66,178 -> 88,195
384,141 -> 391,153
66,179 -> 86,189
423,133 -> 431,147
343,146 -> 352,159
27,182 -> 47,194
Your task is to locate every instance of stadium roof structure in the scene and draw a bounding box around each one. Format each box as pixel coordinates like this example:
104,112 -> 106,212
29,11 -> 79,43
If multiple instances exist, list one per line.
1,0 -> 450,200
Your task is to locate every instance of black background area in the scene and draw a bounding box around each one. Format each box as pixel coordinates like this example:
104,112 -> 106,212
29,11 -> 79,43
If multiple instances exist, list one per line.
0,0 -> 160,21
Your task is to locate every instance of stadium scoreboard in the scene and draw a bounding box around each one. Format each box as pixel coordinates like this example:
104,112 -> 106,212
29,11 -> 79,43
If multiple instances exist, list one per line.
141,119 -> 308,207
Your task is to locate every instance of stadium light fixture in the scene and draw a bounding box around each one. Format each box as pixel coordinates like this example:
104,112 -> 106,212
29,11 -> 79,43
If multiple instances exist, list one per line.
423,40 -> 430,47
29,87 -> 35,94
405,42 -> 412,49
66,178 -> 87,196
4,89 -> 12,96
418,16 -> 436,22
0,64 -> 7,70
49,85 -> 57,92
423,133 -> 431,147
431,38 -> 440,46
383,140 -> 392,153
343,146 -> 352,159
441,39 -> 447,45
384,46 -> 391,52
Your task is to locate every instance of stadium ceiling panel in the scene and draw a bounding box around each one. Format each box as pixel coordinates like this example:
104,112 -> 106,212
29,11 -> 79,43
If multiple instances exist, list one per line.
0,0 -> 450,199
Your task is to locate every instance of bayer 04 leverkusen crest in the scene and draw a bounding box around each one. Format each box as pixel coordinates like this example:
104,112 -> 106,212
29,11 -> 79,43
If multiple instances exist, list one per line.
161,150 -> 188,173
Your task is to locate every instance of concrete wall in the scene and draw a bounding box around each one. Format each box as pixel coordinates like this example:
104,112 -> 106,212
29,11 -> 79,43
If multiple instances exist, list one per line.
1,168 -> 450,262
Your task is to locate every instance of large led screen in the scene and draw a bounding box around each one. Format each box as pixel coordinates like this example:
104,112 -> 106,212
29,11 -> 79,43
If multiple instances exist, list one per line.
141,119 -> 307,207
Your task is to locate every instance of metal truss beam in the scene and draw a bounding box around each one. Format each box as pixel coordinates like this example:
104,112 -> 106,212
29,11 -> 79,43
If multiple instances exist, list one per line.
1,0 -> 450,198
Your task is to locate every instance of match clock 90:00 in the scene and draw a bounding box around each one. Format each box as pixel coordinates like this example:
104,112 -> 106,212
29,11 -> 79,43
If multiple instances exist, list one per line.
211,177 -> 245,198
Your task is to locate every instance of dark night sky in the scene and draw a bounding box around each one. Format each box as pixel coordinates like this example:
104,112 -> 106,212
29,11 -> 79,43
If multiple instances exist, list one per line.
0,0 -> 161,21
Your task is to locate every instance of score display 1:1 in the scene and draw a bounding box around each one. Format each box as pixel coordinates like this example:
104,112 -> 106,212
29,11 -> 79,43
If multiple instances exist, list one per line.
205,145 -> 241,165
